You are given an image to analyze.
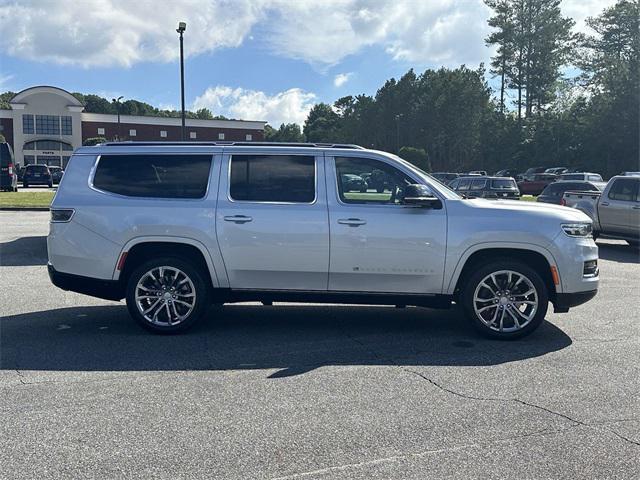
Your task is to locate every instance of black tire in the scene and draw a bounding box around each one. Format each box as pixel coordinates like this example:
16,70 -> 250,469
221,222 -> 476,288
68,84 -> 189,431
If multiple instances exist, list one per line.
125,256 -> 209,334
48,182 -> 53,188
461,259 -> 548,340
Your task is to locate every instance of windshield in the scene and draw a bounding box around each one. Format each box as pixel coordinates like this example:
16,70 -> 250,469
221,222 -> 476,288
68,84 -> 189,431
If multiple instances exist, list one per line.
491,179 -> 517,189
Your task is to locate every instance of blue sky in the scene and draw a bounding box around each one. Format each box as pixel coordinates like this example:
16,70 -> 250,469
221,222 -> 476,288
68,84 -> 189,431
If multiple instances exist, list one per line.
0,0 -> 612,126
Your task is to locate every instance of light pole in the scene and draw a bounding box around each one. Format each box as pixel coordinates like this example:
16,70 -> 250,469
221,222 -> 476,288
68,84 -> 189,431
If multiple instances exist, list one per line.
112,96 -> 123,141
177,21 -> 187,141
395,114 -> 403,154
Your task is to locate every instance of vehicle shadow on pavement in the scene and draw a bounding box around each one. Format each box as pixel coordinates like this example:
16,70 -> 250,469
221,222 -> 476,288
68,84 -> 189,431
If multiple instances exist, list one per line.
0,235 -> 48,266
0,304 -> 572,377
597,242 -> 640,264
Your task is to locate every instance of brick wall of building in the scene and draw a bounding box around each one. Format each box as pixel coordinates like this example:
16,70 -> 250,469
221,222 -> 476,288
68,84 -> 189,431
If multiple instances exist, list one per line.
82,121 -> 264,143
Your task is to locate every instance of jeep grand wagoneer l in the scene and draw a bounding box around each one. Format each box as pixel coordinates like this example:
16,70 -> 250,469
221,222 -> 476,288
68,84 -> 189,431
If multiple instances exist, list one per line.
48,142 -> 598,338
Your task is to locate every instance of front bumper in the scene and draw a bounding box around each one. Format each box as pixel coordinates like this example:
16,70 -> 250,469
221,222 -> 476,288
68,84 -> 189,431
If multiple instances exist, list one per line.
48,263 -> 124,301
553,290 -> 598,313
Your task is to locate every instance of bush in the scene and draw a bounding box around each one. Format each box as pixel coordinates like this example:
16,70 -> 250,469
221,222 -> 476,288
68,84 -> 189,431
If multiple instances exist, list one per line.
83,137 -> 107,146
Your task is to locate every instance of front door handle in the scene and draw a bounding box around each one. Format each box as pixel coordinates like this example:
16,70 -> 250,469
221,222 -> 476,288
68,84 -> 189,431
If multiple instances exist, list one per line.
338,218 -> 367,227
223,215 -> 253,224
633,205 -> 640,210
600,202 -> 610,206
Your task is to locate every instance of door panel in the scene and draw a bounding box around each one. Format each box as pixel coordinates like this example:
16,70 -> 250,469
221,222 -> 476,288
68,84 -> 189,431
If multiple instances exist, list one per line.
215,153 -> 329,290
600,179 -> 638,235
327,156 -> 446,294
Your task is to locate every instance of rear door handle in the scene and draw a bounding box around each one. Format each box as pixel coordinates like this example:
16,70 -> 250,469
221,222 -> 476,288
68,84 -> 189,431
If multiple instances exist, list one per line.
633,206 -> 640,210
600,202 -> 609,206
338,218 -> 367,227
223,215 -> 253,224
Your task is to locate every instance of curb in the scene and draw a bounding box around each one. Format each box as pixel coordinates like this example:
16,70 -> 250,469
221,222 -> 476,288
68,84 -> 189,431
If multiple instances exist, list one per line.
0,207 -> 50,211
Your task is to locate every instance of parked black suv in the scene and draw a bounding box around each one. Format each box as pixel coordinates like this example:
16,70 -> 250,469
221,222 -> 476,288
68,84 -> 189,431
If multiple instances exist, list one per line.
0,143 -> 18,192
22,164 -> 53,188
449,176 -> 520,199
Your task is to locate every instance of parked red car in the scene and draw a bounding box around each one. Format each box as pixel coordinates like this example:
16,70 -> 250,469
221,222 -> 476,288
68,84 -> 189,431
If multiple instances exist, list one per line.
517,173 -> 557,196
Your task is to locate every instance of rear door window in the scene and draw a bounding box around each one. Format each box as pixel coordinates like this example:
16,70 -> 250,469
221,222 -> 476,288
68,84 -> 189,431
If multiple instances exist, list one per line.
93,154 -> 212,199
470,179 -> 486,190
457,178 -> 471,191
230,155 -> 315,203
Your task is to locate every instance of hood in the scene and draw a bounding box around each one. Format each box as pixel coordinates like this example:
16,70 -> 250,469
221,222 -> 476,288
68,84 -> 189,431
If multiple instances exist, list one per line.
462,198 -> 593,223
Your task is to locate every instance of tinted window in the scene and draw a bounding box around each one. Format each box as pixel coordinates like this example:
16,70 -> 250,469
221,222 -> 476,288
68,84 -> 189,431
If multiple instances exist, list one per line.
457,178 -> 471,190
230,155 -> 315,203
93,154 -> 212,199
608,179 -> 639,202
26,165 -> 49,173
491,179 -> 517,189
561,174 -> 582,180
470,179 -> 486,190
587,174 -> 602,182
335,157 -> 413,204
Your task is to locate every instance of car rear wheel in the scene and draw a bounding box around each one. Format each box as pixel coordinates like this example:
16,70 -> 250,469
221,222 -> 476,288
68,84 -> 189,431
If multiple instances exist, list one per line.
126,257 -> 209,334
461,260 -> 548,339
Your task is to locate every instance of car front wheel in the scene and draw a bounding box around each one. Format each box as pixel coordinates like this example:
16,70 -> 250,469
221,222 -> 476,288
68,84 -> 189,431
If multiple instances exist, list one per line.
462,260 -> 548,339
126,257 -> 209,334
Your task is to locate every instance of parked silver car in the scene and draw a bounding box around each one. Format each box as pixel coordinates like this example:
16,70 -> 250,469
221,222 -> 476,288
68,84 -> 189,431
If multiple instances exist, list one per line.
48,142 -> 599,338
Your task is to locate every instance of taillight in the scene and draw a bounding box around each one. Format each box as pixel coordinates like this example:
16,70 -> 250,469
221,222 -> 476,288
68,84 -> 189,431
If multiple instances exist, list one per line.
8,163 -> 13,175
560,198 -> 566,206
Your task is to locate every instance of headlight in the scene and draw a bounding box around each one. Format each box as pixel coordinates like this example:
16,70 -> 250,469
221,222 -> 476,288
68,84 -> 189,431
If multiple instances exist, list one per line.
561,223 -> 592,237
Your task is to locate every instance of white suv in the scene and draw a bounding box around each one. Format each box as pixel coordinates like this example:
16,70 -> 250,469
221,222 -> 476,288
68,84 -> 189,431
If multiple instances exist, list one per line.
48,142 -> 599,338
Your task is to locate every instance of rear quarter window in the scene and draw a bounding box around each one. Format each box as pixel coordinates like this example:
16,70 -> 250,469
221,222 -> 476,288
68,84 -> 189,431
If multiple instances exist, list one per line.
92,154 -> 212,199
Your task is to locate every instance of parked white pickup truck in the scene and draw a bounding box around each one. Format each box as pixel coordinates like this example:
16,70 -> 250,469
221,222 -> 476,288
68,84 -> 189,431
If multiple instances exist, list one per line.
562,175 -> 640,246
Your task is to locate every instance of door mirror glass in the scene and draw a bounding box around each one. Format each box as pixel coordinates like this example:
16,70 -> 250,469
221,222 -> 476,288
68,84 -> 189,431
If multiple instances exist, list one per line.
402,184 -> 442,209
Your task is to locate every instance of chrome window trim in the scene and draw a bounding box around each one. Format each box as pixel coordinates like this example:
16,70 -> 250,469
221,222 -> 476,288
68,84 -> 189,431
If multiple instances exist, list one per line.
88,153 -> 214,202
226,153 -> 319,206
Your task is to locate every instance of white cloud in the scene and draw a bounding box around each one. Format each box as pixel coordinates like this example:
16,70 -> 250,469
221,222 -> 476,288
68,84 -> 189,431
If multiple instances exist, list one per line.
562,0 -> 618,33
0,0 -> 265,67
0,1 -> 614,69
192,86 -> 316,126
0,74 -> 14,91
334,73 -> 353,87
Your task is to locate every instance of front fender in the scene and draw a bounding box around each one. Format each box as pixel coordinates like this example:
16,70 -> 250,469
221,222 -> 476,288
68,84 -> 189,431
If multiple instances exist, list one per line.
444,241 -> 562,295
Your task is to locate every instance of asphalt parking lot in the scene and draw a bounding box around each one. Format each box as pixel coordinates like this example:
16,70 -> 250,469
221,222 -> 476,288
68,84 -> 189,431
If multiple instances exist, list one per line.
1,211 -> 639,479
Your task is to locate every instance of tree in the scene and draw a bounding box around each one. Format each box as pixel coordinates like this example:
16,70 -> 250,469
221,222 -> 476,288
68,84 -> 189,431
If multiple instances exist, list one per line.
575,0 -> 640,176
485,0 -> 574,119
303,103 -> 341,142
399,146 -> 431,172
265,123 -> 305,142
194,108 -> 214,120
83,137 -> 107,146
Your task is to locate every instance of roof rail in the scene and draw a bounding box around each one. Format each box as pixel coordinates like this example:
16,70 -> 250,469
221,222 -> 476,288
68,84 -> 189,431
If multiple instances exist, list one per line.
98,141 -> 365,149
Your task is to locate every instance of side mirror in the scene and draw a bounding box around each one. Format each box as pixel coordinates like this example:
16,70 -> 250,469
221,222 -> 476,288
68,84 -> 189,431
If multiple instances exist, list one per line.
402,184 -> 443,209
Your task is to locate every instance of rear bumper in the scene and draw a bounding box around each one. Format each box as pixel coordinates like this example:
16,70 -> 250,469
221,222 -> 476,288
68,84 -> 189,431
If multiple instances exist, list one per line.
553,289 -> 597,313
48,263 -> 124,301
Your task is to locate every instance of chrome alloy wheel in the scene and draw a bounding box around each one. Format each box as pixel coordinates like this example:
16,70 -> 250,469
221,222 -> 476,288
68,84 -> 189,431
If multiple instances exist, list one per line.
473,270 -> 538,333
134,266 -> 196,326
